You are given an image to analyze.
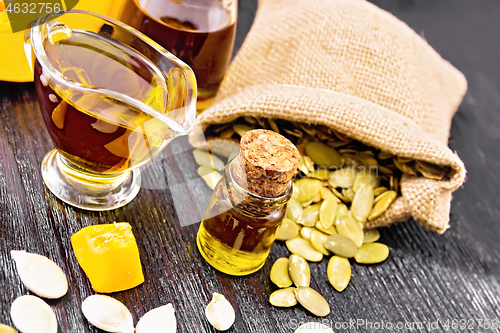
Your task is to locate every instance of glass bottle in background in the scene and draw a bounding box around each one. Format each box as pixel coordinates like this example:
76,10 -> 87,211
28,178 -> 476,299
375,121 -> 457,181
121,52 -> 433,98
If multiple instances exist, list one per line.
120,0 -> 237,111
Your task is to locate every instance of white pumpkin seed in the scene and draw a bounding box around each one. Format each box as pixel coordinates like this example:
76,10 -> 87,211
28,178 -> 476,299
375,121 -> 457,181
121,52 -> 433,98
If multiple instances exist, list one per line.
320,187 -> 340,202
295,322 -> 334,333
81,295 -> 134,333
352,171 -> 379,193
11,250 -> 68,299
193,149 -> 224,170
205,293 -> 235,331
136,304 -> 176,333
11,295 -> 57,333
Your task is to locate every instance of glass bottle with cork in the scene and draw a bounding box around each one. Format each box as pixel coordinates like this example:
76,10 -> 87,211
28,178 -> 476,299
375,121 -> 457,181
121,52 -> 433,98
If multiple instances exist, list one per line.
197,129 -> 300,275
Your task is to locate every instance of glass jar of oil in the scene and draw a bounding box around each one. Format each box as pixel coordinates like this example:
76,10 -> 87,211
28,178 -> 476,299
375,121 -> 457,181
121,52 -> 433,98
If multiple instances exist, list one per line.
197,129 -> 300,276
197,158 -> 293,276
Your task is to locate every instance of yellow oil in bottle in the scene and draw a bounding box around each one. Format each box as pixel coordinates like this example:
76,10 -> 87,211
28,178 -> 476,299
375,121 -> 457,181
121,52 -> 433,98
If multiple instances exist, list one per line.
196,165 -> 289,276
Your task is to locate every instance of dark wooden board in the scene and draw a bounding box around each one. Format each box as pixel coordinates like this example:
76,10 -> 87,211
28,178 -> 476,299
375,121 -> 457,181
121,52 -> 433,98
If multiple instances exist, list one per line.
1,0 -> 500,332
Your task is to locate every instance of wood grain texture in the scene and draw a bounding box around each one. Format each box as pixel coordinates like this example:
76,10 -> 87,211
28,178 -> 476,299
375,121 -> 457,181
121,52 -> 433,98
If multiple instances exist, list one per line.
1,0 -> 500,332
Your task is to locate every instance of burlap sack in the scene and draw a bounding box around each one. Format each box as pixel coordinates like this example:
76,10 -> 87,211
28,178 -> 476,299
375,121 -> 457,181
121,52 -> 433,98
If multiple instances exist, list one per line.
188,0 -> 467,233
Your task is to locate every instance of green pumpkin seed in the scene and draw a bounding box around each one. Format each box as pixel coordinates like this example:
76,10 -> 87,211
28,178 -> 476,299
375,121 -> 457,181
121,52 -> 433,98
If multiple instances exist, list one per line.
320,187 -> 340,202
233,124 -> 253,137
311,192 -> 322,203
394,158 -> 417,176
296,178 -> 323,203
336,215 -> 364,247
269,287 -> 297,307
309,169 -> 331,180
319,198 -> 337,229
350,184 -> 374,222
305,141 -> 343,168
378,165 -> 394,176
297,156 -> 310,175
378,151 -> 393,160
304,156 -> 315,173
294,287 -> 330,317
352,171 -> 379,192
324,234 -> 358,258
292,182 -> 299,200
286,238 -> 323,262
267,118 -> 280,133
359,153 -> 379,168
310,230 -> 330,256
299,227 -> 314,240
327,256 -> 351,292
416,160 -> 446,180
373,186 -> 389,197
330,188 -> 349,203
200,171 -> 222,190
193,149 -> 225,170
301,199 -> 314,208
314,221 -> 337,235
220,128 -> 235,139
276,218 -> 300,241
297,204 -> 320,227
270,258 -> 293,288
363,229 -> 380,243
328,167 -> 358,188
355,243 -> 389,264
333,203 -> 349,227
286,198 -> 303,222
288,254 -> 310,287
295,322 -> 334,333
342,154 -> 363,168
343,188 -> 355,202
369,190 -> 397,220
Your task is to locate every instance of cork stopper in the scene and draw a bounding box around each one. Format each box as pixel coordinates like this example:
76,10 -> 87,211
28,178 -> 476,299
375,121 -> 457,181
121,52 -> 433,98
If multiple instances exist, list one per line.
233,129 -> 300,198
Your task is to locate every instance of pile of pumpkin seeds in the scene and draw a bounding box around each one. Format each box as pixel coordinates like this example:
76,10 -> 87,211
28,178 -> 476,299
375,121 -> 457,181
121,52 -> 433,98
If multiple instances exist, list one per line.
196,117 -> 450,316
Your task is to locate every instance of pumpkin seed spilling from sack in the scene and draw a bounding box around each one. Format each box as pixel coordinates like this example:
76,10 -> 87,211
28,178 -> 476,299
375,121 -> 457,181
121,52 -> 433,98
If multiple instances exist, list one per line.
269,287 -> 298,307
354,243 -> 390,264
270,258 -> 293,288
295,287 -> 330,317
288,254 -> 311,287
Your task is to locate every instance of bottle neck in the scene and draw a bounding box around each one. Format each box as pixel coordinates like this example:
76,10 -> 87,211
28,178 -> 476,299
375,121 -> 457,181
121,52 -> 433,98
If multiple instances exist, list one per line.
223,159 -> 292,217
